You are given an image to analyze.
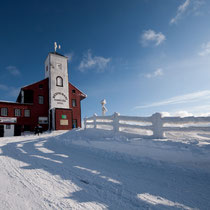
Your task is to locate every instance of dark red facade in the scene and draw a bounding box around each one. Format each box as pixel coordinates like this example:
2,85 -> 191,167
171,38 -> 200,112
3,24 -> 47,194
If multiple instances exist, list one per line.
0,78 -> 86,136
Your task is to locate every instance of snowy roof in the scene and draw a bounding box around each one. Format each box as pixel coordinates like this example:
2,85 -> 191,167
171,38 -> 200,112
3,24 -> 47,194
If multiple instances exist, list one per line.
49,52 -> 68,58
0,100 -> 19,104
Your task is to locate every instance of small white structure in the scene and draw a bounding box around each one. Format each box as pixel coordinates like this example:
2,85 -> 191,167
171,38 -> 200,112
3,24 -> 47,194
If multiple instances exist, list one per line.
101,99 -> 108,116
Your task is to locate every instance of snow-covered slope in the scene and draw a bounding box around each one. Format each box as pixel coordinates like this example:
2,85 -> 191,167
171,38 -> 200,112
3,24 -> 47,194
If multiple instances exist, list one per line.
0,129 -> 210,209
61,128 -> 210,169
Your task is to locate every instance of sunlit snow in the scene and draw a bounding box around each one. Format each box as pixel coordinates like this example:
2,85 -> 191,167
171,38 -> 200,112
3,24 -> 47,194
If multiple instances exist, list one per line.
0,129 -> 209,209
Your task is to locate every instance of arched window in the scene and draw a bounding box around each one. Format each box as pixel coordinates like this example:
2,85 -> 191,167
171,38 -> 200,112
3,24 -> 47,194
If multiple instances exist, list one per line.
56,76 -> 63,87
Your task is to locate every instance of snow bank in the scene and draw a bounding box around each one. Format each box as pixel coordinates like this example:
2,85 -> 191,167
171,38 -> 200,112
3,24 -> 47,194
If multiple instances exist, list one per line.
56,128 -> 210,170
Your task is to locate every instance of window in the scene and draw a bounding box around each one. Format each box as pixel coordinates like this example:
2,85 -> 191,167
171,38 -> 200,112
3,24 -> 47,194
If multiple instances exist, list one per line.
6,125 -> 11,129
38,117 -> 48,124
38,96 -> 44,104
56,63 -> 62,70
72,99 -> 76,107
56,76 -> 63,87
46,65 -> 48,72
39,84 -> 43,89
14,109 -> 21,117
72,89 -> 76,94
24,109 -> 30,117
23,90 -> 34,103
1,108 -> 8,116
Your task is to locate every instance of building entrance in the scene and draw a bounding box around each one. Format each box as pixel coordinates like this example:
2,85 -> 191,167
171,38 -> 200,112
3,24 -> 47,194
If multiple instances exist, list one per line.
49,109 -> 53,130
14,125 -> 22,136
0,125 -> 4,137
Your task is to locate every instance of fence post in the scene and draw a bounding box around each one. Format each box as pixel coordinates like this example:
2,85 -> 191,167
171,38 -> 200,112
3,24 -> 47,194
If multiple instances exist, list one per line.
84,118 -> 87,130
151,113 -> 164,138
113,112 -> 120,132
93,113 -> 97,129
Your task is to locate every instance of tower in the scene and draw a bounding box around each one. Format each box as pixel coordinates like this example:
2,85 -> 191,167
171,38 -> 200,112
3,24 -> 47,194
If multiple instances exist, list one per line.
44,43 -> 71,130
44,52 -> 69,110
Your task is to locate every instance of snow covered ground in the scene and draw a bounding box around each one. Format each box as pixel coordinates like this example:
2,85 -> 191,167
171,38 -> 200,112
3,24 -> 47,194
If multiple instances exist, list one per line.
0,129 -> 210,209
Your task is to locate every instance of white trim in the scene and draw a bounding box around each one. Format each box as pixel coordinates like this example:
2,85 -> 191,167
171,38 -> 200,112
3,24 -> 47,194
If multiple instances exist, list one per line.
0,117 -> 17,123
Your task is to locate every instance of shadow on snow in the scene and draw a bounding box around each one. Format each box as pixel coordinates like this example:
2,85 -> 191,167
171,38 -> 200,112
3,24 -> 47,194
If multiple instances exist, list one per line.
0,132 -> 210,209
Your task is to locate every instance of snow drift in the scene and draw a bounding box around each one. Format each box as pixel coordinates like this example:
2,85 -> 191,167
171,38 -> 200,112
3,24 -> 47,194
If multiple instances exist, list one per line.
58,128 -> 210,170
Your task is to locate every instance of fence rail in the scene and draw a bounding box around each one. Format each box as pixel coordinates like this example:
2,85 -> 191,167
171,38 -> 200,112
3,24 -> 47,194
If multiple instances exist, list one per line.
84,113 -> 210,138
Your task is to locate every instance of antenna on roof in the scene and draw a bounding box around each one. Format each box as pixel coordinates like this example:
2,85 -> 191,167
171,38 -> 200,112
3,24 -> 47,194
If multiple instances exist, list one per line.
54,42 -> 61,52
101,99 -> 107,116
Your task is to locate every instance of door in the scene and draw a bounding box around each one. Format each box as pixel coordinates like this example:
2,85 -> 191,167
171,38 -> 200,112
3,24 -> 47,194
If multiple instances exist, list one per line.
14,125 -> 22,136
0,125 -> 4,137
50,109 -> 53,130
72,119 -> 77,128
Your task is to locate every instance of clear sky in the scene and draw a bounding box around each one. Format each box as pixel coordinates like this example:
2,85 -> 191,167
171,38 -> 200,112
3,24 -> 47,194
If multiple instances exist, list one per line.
0,0 -> 210,118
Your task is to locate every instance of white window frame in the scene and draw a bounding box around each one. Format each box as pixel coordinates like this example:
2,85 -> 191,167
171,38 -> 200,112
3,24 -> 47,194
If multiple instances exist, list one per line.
56,76 -> 63,87
38,96 -> 44,104
72,99 -> 76,107
24,109 -> 30,117
38,117 -> 48,124
1,108 -> 8,116
6,125 -> 11,129
14,109 -> 21,117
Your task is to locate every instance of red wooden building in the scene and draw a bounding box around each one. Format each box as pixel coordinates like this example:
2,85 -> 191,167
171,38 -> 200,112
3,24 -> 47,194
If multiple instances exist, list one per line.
0,51 -> 86,137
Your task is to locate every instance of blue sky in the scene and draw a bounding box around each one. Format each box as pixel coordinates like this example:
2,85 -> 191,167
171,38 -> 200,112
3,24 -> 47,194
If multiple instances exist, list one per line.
0,0 -> 210,118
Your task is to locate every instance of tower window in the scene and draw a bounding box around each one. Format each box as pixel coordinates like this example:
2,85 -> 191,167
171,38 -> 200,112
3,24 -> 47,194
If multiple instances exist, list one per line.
56,63 -> 62,70
38,96 -> 44,104
1,108 -> 8,116
72,89 -> 76,94
56,76 -> 63,87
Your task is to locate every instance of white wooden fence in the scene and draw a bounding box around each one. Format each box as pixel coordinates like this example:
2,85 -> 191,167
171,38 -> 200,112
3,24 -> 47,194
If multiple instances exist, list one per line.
84,112 -> 210,138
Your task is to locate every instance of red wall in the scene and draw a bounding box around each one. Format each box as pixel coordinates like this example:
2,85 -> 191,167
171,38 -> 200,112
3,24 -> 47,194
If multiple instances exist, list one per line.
0,102 -> 32,127
0,78 -> 86,133
21,78 -> 49,131
55,108 -> 73,130
69,83 -> 86,128
0,78 -> 49,132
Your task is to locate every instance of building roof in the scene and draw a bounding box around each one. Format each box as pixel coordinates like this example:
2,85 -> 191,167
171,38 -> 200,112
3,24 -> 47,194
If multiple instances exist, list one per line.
49,52 -> 68,58
16,78 -> 49,102
69,82 -> 87,100
0,100 -> 20,104
21,78 -> 48,89
0,100 -> 33,106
